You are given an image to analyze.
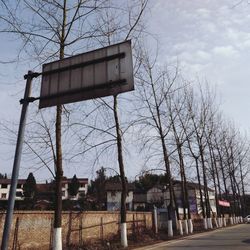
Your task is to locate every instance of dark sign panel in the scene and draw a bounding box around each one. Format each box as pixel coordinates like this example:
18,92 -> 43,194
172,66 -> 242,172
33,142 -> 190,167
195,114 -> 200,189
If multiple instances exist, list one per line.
39,40 -> 134,108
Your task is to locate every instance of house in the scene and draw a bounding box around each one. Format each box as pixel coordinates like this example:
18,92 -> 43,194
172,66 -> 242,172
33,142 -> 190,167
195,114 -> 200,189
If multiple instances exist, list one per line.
35,183 -> 54,208
105,182 -> 135,211
133,193 -> 147,210
0,179 -> 26,200
0,177 -> 88,201
163,180 -> 217,215
146,186 -> 165,206
61,177 -> 88,200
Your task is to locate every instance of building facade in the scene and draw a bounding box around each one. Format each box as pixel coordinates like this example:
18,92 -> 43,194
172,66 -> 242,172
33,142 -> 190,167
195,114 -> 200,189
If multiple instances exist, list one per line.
105,183 -> 134,211
0,177 -> 88,201
0,179 -> 25,200
163,181 -> 217,215
61,178 -> 88,200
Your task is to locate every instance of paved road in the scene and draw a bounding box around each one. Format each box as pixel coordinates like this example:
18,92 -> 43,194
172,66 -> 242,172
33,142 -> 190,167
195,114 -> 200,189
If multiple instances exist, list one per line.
136,224 -> 250,250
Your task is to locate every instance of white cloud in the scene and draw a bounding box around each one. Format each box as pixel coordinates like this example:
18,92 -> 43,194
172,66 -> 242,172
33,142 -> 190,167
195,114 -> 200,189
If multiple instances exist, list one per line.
196,8 -> 210,18
196,50 -> 212,61
212,45 -> 239,58
240,39 -> 250,49
225,28 -> 239,41
148,0 -> 250,133
172,40 -> 206,54
202,22 -> 217,33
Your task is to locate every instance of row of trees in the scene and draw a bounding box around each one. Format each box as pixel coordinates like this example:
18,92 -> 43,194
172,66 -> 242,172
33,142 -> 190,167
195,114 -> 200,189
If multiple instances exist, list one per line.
0,0 -> 249,248
70,52 -> 250,236
133,52 -> 250,235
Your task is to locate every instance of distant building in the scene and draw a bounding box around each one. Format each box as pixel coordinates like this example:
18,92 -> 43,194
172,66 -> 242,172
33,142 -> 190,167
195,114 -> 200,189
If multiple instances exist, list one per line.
0,177 -> 88,202
133,193 -> 147,210
105,182 -> 134,211
61,177 -> 88,200
146,186 -> 165,206
0,179 -> 26,200
132,180 -> 216,216
163,180 -> 216,215
36,183 -> 54,206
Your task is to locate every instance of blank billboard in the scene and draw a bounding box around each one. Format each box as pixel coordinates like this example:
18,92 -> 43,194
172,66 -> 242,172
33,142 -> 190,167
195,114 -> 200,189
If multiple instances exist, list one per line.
39,40 -> 134,108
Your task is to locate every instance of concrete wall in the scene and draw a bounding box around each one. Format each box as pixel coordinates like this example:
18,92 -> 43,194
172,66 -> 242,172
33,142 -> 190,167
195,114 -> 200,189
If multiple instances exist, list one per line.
0,211 -> 153,249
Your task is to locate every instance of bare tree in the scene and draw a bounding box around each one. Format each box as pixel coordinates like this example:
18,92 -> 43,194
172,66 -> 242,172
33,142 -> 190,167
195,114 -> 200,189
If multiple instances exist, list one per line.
184,83 -> 219,230
0,0 -> 148,248
134,49 -> 183,237
66,1 -> 148,247
166,85 -> 195,234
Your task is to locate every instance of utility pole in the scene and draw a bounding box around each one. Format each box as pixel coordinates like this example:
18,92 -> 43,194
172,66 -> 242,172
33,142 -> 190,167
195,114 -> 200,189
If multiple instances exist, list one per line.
1,71 -> 39,250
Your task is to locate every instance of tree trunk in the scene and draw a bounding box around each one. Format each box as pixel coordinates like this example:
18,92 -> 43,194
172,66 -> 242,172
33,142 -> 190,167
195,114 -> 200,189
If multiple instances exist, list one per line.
53,1 -> 66,249
239,159 -> 246,217
177,144 -> 190,234
54,104 -> 63,250
113,95 -> 128,248
200,147 -> 211,222
194,158 -> 205,220
208,144 -> 219,226
213,142 -> 223,221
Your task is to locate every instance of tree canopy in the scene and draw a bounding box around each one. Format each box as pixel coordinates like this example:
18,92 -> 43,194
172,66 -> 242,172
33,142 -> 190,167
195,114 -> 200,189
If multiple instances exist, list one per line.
23,172 -> 37,199
68,174 -> 80,197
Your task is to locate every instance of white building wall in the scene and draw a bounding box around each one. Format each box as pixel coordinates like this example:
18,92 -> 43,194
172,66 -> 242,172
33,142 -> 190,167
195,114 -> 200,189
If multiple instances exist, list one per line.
0,184 -> 23,200
0,179 -> 88,201
107,191 -> 133,211
62,182 -> 88,200
147,187 -> 164,204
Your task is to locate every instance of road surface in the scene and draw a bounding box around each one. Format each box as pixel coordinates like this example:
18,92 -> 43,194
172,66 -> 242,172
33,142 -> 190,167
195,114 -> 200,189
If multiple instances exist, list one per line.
136,224 -> 250,250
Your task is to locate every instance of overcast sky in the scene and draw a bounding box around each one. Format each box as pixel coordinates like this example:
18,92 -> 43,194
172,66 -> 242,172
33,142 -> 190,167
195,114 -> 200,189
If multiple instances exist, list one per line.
0,0 -> 250,181
149,0 -> 250,130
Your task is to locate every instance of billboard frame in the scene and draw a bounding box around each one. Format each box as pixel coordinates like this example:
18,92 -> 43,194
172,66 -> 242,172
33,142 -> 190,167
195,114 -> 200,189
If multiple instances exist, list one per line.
39,40 -> 134,108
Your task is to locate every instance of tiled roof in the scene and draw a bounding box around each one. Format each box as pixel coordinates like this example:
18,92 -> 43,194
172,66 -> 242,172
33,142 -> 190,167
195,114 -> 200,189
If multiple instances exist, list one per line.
172,180 -> 214,192
0,177 -> 88,186
36,183 -> 53,193
105,182 -> 135,191
61,178 -> 88,184
0,179 -> 26,185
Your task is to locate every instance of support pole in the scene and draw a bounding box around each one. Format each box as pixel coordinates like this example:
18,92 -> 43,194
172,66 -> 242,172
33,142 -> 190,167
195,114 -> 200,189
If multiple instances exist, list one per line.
1,71 -> 36,250
153,206 -> 158,234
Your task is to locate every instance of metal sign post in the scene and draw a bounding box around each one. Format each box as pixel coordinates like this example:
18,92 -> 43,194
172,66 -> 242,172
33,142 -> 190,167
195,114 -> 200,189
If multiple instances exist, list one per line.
1,71 -> 39,250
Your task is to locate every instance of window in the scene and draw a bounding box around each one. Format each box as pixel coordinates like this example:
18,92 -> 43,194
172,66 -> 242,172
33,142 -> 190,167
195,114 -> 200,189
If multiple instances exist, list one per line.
62,191 -> 65,197
1,193 -> 7,199
1,184 -> 7,189
78,191 -> 85,198
17,184 -> 22,189
16,192 -> 23,197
